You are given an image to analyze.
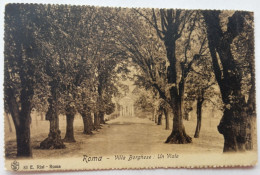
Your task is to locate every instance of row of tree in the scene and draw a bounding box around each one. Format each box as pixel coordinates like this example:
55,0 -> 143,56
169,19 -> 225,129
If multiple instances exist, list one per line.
4,4 -> 255,158
4,4 -> 128,157
118,9 -> 255,151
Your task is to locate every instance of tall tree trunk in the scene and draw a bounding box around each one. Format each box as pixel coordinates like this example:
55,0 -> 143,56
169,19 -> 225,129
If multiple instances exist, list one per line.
154,114 -> 158,124
16,111 -> 32,157
166,99 -> 192,144
16,126 -> 31,157
217,96 -> 248,151
40,80 -> 65,149
163,18 -> 192,143
203,11 -> 252,152
96,81 -> 104,127
94,112 -> 101,130
16,95 -> 33,157
245,84 -> 255,150
81,111 -> 94,135
245,118 -> 253,150
8,107 -> 32,157
218,104 -> 248,152
183,110 -> 189,121
165,65 -> 192,143
194,97 -> 203,138
63,105 -> 77,142
151,109 -> 155,121
163,108 -> 169,130
100,112 -> 106,124
40,99 -> 65,149
63,113 -> 76,142
6,86 -> 33,157
245,47 -> 255,150
157,114 -> 162,125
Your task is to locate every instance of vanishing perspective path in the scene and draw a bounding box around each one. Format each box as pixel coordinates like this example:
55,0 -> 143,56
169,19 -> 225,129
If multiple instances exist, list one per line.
29,116 -> 223,159
5,115 -> 224,159
32,116 -> 165,159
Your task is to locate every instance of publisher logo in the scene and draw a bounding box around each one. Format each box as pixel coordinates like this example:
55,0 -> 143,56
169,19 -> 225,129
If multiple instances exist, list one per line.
11,160 -> 19,171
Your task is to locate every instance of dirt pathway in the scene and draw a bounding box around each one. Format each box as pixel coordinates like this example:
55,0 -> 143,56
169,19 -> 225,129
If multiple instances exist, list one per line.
6,116 -> 225,159
32,116 -> 163,159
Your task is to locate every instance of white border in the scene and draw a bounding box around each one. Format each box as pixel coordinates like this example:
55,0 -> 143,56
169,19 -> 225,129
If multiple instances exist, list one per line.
0,0 -> 259,175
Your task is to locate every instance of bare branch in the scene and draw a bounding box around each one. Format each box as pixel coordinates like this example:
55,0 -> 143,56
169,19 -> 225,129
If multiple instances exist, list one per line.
198,36 -> 207,55
132,9 -> 164,40
176,11 -> 194,39
184,12 -> 198,64
160,9 -> 167,34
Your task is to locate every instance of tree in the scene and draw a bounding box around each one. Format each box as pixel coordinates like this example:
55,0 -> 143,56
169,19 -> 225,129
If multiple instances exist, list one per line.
36,5 -> 97,144
156,99 -> 171,129
202,11 -> 255,152
4,4 -> 48,157
37,5 -> 75,148
75,79 -> 96,135
231,12 -> 255,150
184,53 -> 223,138
120,9 -> 207,143
146,96 -> 171,129
69,6 -> 102,135
134,89 -> 156,120
59,6 -> 97,142
90,7 -> 128,128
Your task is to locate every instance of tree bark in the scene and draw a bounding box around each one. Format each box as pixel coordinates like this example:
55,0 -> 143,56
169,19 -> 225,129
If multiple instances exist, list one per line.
183,110 -> 189,121
4,7 -> 39,157
63,114 -> 76,142
99,112 -> 106,124
96,79 -> 104,127
245,83 -> 255,150
151,109 -> 155,121
194,97 -> 203,138
14,96 -> 32,157
165,65 -> 192,143
165,100 -> 192,144
141,9 -> 192,144
246,40 -> 255,150
154,114 -> 158,124
163,108 -> 169,130
94,112 -> 101,130
16,126 -> 32,157
81,111 -> 94,135
6,83 -> 33,157
218,106 -> 248,152
8,106 -> 32,157
40,98 -> 65,149
203,11 -> 251,152
245,118 -> 253,150
163,11 -> 192,144
63,104 -> 77,142
16,112 -> 32,157
157,114 -> 162,125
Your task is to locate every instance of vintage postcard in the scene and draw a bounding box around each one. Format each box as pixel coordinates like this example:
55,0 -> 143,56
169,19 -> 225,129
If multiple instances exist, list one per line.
4,3 -> 257,172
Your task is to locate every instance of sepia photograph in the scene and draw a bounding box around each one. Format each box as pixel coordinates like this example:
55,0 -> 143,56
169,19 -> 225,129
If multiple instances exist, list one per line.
1,1 -> 258,173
